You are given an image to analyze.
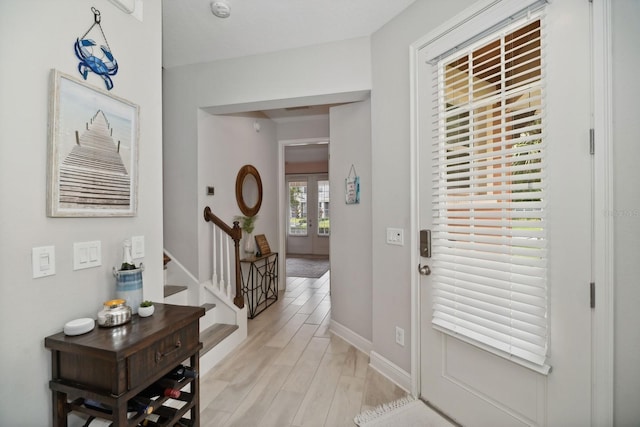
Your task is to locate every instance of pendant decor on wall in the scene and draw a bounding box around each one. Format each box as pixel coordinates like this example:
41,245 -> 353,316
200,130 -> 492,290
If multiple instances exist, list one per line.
345,164 -> 360,205
74,7 -> 119,90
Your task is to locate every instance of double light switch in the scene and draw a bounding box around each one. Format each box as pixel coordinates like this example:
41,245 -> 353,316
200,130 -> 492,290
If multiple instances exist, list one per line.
73,241 -> 102,271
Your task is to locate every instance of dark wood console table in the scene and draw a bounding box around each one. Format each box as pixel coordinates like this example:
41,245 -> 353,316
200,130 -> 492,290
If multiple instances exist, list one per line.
45,303 -> 204,426
240,252 -> 278,318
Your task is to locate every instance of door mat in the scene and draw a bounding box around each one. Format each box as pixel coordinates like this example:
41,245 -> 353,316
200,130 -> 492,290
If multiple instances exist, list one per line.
285,256 -> 329,278
354,396 -> 455,427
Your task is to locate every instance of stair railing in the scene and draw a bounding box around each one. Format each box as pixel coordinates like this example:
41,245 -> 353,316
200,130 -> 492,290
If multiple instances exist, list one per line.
203,206 -> 244,309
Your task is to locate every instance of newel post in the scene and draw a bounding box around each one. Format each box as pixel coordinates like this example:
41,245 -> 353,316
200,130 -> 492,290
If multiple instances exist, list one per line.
232,221 -> 244,309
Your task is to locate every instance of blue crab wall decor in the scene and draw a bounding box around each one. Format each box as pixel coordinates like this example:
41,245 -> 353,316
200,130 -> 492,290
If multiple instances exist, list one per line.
75,8 -> 118,90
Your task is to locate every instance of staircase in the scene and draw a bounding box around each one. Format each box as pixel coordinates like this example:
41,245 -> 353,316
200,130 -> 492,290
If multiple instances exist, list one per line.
163,243 -> 247,376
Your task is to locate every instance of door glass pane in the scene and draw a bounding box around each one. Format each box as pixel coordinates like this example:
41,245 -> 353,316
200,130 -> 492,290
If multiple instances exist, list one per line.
289,181 -> 307,236
317,180 -> 330,236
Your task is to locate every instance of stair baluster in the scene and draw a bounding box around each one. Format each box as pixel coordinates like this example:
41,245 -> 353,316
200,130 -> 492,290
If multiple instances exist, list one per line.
212,217 -> 218,290
203,207 -> 243,309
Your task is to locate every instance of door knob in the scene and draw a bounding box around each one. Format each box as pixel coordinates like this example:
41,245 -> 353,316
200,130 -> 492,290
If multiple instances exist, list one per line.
418,264 -> 431,276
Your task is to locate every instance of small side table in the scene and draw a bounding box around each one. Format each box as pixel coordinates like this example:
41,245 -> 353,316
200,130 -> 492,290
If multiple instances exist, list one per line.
44,303 -> 204,427
240,252 -> 278,318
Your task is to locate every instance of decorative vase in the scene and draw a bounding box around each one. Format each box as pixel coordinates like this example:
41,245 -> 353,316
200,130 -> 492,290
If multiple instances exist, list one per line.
138,304 -> 155,317
243,233 -> 254,256
113,264 -> 144,314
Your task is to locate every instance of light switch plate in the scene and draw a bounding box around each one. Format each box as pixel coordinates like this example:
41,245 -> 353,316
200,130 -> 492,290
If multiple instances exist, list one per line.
32,246 -> 55,278
386,228 -> 404,246
131,235 -> 145,259
73,241 -> 102,270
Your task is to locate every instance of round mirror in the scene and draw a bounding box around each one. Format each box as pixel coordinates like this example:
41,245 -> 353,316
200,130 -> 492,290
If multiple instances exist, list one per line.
235,164 -> 263,217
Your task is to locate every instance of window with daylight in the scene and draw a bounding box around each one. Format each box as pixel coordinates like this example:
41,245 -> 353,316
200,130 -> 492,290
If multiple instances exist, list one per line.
289,180 -> 307,236
317,180 -> 330,236
431,16 -> 548,369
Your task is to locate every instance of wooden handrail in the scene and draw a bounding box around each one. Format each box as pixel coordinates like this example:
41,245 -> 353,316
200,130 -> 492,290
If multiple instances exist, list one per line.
203,206 -> 244,309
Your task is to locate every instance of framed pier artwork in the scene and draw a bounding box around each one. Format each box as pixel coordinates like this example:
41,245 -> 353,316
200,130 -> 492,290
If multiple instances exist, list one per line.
47,69 -> 139,217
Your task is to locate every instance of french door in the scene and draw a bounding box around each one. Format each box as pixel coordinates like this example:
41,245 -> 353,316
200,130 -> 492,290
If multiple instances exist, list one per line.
286,174 -> 330,256
415,0 -> 592,425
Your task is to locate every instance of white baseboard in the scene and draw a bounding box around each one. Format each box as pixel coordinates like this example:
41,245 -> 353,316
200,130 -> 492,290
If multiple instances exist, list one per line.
329,320 -> 411,392
369,351 -> 412,393
329,319 -> 372,354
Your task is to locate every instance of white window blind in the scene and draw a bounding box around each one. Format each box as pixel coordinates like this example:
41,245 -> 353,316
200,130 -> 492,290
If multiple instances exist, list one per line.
431,14 -> 549,371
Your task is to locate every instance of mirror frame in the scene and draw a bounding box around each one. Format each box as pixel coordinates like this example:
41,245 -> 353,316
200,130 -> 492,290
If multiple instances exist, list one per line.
235,164 -> 263,217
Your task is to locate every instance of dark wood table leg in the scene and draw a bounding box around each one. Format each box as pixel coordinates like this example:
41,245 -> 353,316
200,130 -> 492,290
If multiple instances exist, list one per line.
51,390 -> 68,427
191,352 -> 200,427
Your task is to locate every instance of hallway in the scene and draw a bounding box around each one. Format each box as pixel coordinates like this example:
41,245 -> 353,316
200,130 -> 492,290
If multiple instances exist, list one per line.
198,271 -> 407,426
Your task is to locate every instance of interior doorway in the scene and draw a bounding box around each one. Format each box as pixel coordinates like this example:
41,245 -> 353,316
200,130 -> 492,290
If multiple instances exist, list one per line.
278,139 -> 330,281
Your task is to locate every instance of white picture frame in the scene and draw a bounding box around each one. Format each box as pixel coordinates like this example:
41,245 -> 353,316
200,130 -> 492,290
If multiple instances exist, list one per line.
47,69 -> 139,217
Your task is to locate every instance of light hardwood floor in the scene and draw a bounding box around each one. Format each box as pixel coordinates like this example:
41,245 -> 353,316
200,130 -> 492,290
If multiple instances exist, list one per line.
199,271 -> 407,427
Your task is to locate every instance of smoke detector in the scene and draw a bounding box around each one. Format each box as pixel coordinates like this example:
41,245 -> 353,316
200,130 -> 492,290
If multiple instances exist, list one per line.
211,1 -> 231,18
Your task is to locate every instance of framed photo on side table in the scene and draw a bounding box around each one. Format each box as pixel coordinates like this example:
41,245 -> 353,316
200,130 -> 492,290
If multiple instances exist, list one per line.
254,234 -> 271,257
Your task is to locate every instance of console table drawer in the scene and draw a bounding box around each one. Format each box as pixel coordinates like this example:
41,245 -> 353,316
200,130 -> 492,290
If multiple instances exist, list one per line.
127,321 -> 198,388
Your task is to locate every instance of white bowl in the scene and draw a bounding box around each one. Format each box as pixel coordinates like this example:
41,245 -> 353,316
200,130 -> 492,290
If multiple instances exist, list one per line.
64,318 -> 95,336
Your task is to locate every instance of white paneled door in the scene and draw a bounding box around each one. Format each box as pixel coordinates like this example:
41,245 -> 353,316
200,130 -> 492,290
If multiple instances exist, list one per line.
415,0 -> 592,425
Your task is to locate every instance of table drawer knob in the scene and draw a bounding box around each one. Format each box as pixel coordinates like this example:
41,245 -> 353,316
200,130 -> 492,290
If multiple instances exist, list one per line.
155,340 -> 181,363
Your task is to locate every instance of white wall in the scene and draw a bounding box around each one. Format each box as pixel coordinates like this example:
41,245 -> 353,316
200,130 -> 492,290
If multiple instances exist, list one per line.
370,0 -> 476,371
330,99 -> 373,341
197,113 -> 279,281
163,65 -> 200,276
277,116 -> 330,141
612,1 -> 640,424
163,36 -> 372,280
0,1 -> 163,425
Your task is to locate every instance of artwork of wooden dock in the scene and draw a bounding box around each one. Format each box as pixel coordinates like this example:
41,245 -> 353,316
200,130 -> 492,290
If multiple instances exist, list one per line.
58,110 -> 130,209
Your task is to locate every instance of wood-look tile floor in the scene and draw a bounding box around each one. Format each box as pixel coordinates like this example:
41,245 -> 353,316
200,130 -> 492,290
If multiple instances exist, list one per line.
199,271 -> 407,427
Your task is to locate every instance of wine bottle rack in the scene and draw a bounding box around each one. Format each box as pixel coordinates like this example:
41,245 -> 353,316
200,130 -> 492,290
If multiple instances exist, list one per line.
45,303 -> 205,427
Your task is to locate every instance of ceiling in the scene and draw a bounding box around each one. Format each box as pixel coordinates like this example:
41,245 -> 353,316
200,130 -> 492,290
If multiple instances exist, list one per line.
162,0 -> 415,69
261,105 -> 334,122
162,0 -> 414,127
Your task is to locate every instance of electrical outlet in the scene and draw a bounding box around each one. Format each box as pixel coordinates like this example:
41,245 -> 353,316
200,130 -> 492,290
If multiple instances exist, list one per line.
395,326 -> 405,346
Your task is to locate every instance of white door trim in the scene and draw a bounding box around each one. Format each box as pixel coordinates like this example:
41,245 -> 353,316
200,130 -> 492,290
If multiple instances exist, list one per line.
277,137 -> 329,288
409,35 -> 421,398
591,0 -> 614,425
